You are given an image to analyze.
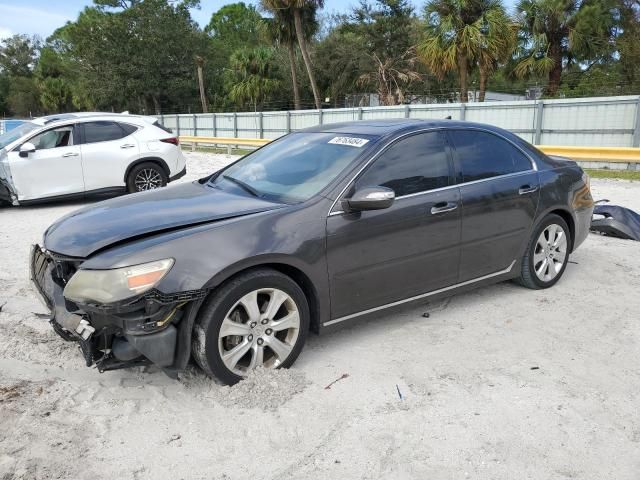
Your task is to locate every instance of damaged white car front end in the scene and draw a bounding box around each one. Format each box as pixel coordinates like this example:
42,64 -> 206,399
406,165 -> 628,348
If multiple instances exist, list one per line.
0,148 -> 19,205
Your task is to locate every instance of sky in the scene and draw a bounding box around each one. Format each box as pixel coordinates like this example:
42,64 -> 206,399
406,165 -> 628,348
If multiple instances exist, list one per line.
0,0 -> 516,40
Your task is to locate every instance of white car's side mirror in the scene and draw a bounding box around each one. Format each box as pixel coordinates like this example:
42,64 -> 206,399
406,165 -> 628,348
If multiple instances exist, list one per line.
19,142 -> 36,158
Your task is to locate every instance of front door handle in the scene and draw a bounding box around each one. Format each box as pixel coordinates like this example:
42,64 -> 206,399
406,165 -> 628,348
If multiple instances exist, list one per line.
519,184 -> 539,195
430,201 -> 458,215
120,144 -> 136,149
62,152 -> 79,157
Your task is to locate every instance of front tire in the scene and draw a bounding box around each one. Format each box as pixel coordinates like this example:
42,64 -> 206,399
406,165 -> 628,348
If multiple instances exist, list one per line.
192,269 -> 310,385
517,214 -> 571,289
127,162 -> 168,193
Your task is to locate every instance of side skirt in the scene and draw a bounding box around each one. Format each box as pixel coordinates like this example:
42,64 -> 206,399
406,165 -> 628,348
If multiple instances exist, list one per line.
323,260 -> 517,328
17,187 -> 126,206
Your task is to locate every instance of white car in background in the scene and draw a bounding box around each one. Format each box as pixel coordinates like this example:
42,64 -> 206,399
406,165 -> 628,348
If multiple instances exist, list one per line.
0,113 -> 186,206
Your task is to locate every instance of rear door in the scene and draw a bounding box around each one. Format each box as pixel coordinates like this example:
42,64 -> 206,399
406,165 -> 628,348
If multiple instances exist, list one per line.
77,121 -> 140,192
326,131 -> 461,320
8,124 -> 84,201
447,129 -> 539,281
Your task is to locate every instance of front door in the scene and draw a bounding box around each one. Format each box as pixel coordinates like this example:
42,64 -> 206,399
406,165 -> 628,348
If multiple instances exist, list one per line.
8,124 -> 84,201
326,131 -> 461,320
447,129 -> 540,281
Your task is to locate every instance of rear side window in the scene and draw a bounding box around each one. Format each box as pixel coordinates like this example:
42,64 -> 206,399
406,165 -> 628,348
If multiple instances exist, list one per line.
450,130 -> 532,183
119,123 -> 138,136
81,121 -> 127,144
356,131 -> 451,197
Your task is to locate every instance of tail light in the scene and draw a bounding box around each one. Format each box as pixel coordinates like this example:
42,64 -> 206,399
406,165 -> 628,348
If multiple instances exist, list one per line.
160,137 -> 179,146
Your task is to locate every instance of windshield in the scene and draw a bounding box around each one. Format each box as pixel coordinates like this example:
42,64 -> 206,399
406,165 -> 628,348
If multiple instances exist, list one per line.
0,122 -> 39,149
209,132 -> 376,203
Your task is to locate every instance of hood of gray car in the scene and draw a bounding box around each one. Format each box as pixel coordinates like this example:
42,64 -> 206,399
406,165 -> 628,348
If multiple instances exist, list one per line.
43,181 -> 285,258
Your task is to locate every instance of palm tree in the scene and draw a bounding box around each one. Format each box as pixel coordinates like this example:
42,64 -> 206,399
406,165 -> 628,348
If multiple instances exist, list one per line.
264,11 -> 302,109
358,48 -> 422,105
262,0 -> 323,109
418,0 -> 515,103
514,0 -> 616,96
225,47 -> 281,111
263,5 -> 317,110
476,1 -> 516,101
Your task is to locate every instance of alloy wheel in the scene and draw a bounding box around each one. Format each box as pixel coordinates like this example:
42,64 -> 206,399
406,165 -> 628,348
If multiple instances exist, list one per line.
533,223 -> 567,282
134,168 -> 163,191
218,288 -> 300,376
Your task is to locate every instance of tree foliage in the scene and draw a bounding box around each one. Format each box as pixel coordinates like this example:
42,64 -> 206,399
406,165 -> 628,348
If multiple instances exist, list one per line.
0,0 -> 637,117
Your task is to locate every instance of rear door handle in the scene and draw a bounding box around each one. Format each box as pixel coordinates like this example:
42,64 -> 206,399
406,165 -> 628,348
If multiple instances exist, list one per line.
519,184 -> 538,195
120,144 -> 136,149
62,152 -> 79,157
430,201 -> 458,215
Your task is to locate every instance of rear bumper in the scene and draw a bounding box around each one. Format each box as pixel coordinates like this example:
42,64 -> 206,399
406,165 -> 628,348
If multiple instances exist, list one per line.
169,166 -> 186,182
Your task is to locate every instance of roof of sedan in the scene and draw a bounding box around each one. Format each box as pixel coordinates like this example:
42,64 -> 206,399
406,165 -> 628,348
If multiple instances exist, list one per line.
304,118 -> 501,136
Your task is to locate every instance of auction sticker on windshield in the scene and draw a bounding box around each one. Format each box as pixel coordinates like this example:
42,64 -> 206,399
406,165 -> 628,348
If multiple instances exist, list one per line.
328,136 -> 370,148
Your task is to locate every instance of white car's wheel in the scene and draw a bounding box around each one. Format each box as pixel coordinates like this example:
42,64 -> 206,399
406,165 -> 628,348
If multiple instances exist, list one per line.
127,162 -> 167,192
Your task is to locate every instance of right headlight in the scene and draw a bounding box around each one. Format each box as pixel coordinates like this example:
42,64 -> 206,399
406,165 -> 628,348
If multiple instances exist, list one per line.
64,258 -> 174,304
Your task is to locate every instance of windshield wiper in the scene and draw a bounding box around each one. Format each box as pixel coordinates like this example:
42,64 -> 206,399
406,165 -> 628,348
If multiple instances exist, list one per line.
222,175 -> 261,198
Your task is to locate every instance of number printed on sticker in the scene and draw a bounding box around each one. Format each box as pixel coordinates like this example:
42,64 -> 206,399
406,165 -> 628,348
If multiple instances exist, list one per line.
328,136 -> 370,148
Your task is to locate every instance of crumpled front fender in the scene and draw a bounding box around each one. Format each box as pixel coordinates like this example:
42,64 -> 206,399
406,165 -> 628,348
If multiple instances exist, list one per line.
0,151 -> 19,205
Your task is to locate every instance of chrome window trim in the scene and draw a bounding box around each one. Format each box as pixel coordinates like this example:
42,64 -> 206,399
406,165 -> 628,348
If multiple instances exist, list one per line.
323,260 -> 516,326
327,126 -> 539,217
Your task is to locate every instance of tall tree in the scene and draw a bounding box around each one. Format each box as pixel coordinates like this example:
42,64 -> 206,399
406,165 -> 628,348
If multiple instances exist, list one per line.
418,0 -> 515,103
225,47 -> 282,110
476,1 -> 516,101
53,0 -> 205,113
206,2 -> 268,110
350,0 -> 423,105
262,0 -> 324,109
514,0 -> 617,96
0,35 -> 41,115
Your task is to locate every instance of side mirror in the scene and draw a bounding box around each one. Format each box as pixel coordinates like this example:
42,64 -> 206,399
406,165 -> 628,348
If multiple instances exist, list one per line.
343,186 -> 395,212
19,142 -> 36,158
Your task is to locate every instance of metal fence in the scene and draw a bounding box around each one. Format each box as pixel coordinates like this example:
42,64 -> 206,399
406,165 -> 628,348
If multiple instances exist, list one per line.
0,119 -> 26,135
159,95 -> 640,148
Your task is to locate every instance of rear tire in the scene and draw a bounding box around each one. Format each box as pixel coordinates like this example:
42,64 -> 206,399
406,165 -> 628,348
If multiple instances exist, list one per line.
126,162 -> 167,193
517,214 -> 571,289
192,269 -> 309,385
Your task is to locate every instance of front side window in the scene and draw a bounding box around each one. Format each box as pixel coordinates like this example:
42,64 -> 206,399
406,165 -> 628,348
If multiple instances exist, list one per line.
449,130 -> 532,183
356,131 -> 451,197
209,132 -> 375,203
29,126 -> 74,150
81,121 -> 127,144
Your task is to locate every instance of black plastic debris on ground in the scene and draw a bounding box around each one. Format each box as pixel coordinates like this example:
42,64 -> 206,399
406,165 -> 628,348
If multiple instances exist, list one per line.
591,204 -> 640,241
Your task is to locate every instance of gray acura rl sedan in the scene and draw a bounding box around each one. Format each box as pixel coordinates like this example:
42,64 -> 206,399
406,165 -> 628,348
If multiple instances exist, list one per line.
31,119 -> 594,385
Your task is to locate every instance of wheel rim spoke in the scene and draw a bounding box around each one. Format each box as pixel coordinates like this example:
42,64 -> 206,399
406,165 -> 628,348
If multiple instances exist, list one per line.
219,317 -> 251,338
270,311 -> 299,332
533,251 -> 545,265
263,289 -> 288,320
536,258 -> 548,277
546,224 -> 557,244
222,340 -> 252,371
247,344 -> 264,370
238,290 -> 261,321
265,336 -> 293,363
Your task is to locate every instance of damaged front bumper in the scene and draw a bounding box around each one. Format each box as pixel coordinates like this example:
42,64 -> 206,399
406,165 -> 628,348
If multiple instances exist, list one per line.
29,245 -> 206,376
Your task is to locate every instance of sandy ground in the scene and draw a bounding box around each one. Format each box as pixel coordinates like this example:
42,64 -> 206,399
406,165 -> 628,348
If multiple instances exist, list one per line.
1,153 -> 640,480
